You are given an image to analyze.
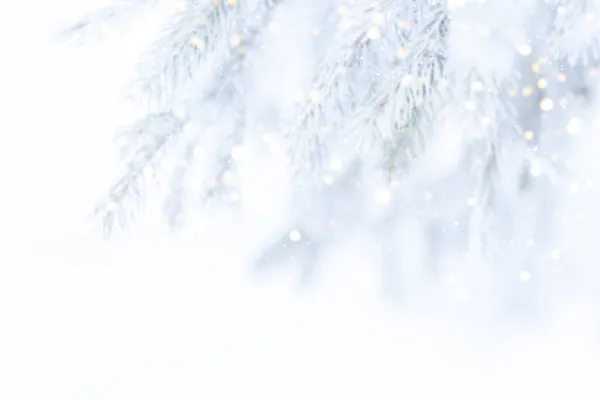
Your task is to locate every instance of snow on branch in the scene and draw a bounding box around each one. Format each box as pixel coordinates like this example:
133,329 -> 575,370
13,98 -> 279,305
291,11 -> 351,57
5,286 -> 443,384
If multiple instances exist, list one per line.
159,0 -> 285,226
283,0 -> 448,180
549,0 -> 600,65
161,98 -> 245,229
352,0 -> 448,177
92,110 -> 187,235
443,0 -> 529,260
130,0 -> 242,108
91,0 -> 285,233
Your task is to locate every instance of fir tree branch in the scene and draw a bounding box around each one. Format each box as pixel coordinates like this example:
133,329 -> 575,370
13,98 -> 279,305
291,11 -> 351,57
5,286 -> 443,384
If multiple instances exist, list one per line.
73,0 -> 286,235
162,98 -> 244,228
455,72 -> 519,261
352,1 -> 448,177
283,0 -> 392,177
129,0 -> 241,108
160,0 -> 284,227
94,0 -> 284,231
442,0 -> 526,261
548,0 -> 600,65
201,0 -> 285,100
92,111 -> 187,235
283,0 -> 448,180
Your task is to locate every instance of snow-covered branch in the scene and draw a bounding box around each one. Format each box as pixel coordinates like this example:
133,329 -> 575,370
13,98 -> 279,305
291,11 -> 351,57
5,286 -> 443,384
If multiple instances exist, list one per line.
549,0 -> 600,65
442,0 -> 531,260
353,0 -> 447,177
93,111 -> 187,234
88,0 -> 285,232
284,0 -> 448,180
130,0 -> 242,108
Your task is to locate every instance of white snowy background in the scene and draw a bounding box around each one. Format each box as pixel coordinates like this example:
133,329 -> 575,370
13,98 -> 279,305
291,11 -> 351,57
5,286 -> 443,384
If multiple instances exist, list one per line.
1,1 -> 600,399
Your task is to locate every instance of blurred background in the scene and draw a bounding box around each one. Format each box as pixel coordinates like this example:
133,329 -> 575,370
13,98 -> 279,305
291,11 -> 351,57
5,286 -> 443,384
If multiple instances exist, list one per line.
1,1 -> 600,399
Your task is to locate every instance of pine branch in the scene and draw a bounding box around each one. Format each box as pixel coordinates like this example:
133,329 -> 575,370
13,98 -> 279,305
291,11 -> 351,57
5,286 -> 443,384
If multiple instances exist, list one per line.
201,0 -> 284,100
162,98 -> 244,228
283,0 -> 448,180
92,0 -> 285,232
159,0 -> 284,227
92,111 -> 187,235
128,0 -> 241,108
160,126 -> 242,229
282,0 -> 391,177
352,1 -> 448,177
548,0 -> 600,65
454,72 -> 519,260
440,0 -> 539,261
